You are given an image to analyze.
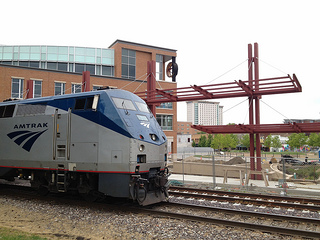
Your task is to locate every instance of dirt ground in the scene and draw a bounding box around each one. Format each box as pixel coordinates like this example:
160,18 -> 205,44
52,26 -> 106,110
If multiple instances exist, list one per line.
0,193 -> 148,240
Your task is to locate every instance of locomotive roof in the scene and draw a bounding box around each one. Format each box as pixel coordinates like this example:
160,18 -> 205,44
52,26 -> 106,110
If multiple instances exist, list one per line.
0,89 -> 142,106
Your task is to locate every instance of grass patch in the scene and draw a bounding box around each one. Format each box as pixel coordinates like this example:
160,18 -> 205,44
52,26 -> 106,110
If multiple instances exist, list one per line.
0,227 -> 46,240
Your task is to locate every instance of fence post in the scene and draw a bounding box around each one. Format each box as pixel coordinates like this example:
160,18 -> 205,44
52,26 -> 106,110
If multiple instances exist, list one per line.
212,154 -> 216,189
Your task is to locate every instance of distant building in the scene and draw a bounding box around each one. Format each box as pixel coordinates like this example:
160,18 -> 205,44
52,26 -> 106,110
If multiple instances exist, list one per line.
283,119 -> 320,123
177,121 -> 200,135
187,100 -> 223,125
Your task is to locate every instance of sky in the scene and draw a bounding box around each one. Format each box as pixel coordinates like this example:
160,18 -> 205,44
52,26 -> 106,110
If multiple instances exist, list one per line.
1,0 -> 320,125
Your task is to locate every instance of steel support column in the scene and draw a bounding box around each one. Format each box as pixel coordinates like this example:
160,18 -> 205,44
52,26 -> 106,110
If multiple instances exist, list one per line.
248,44 -> 255,177
82,71 -> 90,92
147,60 -> 157,116
254,43 -> 262,179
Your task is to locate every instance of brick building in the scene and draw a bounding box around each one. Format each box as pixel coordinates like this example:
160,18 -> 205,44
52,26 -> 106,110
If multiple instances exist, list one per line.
0,40 -> 178,153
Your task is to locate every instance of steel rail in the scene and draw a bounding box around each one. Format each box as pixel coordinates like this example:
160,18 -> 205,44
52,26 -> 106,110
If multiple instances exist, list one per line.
134,203 -> 320,239
169,187 -> 320,211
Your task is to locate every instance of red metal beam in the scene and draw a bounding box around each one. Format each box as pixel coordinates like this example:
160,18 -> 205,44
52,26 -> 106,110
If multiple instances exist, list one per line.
136,75 -> 301,104
191,123 -> 320,134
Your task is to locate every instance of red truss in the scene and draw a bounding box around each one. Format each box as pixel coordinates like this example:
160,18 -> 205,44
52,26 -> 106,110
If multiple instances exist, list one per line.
192,122 -> 320,134
136,74 -> 301,104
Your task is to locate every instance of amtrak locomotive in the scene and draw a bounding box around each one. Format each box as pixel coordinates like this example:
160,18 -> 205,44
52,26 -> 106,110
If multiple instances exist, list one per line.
0,89 -> 169,205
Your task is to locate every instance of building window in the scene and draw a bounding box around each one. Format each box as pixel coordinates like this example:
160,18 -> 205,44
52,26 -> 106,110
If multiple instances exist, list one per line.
55,82 -> 65,95
156,114 -> 173,131
33,80 -> 42,98
92,85 -> 101,91
72,84 -> 82,93
156,54 -> 163,80
11,78 -> 24,99
121,49 -> 135,79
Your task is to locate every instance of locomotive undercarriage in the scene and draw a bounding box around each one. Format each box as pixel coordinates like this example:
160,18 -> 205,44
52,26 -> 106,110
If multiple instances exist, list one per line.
26,170 -> 101,201
23,167 -> 169,205
129,167 -> 170,206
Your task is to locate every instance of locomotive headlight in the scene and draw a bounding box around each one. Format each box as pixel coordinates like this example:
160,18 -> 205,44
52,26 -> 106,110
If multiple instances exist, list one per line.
150,134 -> 157,141
139,144 -> 145,152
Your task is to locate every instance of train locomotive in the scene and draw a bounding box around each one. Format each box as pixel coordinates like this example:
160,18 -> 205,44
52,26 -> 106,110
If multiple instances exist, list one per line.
0,88 -> 169,205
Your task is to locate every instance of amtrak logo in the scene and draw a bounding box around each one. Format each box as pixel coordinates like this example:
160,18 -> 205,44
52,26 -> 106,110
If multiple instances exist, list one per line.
7,129 -> 48,152
140,122 -> 150,128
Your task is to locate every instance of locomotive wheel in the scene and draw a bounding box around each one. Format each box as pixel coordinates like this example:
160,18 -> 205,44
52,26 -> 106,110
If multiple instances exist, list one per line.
37,185 -> 49,196
80,190 -> 101,202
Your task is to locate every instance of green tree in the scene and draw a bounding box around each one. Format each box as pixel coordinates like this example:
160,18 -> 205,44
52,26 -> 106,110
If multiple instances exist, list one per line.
211,134 -> 224,150
264,135 -> 272,150
192,139 -> 196,147
224,134 -> 238,150
206,134 -> 213,147
272,135 -> 282,149
308,133 -> 320,149
287,133 -> 308,150
240,134 -> 251,149
198,135 -> 207,147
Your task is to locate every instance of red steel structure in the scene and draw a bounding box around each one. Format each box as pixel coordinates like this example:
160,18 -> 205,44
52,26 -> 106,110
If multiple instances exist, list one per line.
138,43 -> 319,179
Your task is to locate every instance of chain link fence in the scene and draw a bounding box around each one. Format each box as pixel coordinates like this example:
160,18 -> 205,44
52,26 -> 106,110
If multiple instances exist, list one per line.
169,148 -> 320,193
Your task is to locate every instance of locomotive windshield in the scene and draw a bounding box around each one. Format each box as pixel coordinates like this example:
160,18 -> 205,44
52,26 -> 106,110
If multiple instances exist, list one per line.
112,97 -> 136,111
135,101 -> 150,113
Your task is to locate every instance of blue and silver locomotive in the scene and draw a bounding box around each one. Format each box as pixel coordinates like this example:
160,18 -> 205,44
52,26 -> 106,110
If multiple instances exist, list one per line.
0,88 -> 169,205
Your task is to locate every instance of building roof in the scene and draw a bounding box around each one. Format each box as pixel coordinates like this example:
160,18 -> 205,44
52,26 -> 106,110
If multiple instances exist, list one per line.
109,39 -> 177,53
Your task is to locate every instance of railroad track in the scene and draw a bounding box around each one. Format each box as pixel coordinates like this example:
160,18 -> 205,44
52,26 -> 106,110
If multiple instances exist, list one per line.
137,201 -> 320,239
2,181 -> 320,238
169,186 -> 320,212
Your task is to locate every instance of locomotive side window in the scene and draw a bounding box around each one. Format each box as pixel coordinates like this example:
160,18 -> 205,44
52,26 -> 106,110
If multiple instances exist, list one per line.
112,97 -> 136,111
85,97 -> 94,109
74,98 -> 86,110
74,96 -> 96,111
0,106 -> 4,117
0,105 -> 15,118
135,101 -> 150,113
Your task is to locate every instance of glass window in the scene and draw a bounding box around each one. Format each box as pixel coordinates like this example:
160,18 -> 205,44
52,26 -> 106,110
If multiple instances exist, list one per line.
20,53 -> 29,60
112,97 -> 136,111
92,85 -> 101,91
135,101 -> 150,113
30,53 -> 40,60
102,57 -> 113,65
74,98 -> 86,110
58,54 -> 68,61
47,53 -> 58,61
102,66 -> 112,76
12,78 -> 24,99
136,114 -> 149,121
30,61 -> 39,68
75,47 -> 85,55
75,63 -> 85,73
121,49 -> 135,79
86,48 -> 95,56
72,83 -> 82,93
156,102 -> 173,109
156,114 -> 173,130
2,52 -> 12,60
19,61 -> 29,67
156,54 -> 163,80
54,82 -> 65,95
20,46 -> 30,53
75,55 -> 85,62
47,46 -> 58,54
58,46 -> 68,54
47,62 -> 57,70
33,80 -> 42,98
30,46 -> 40,53
58,62 -> 67,71
86,64 -> 95,74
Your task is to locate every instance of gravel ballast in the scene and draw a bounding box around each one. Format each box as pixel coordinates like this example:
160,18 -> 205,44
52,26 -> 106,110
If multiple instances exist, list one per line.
0,192 -> 294,240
